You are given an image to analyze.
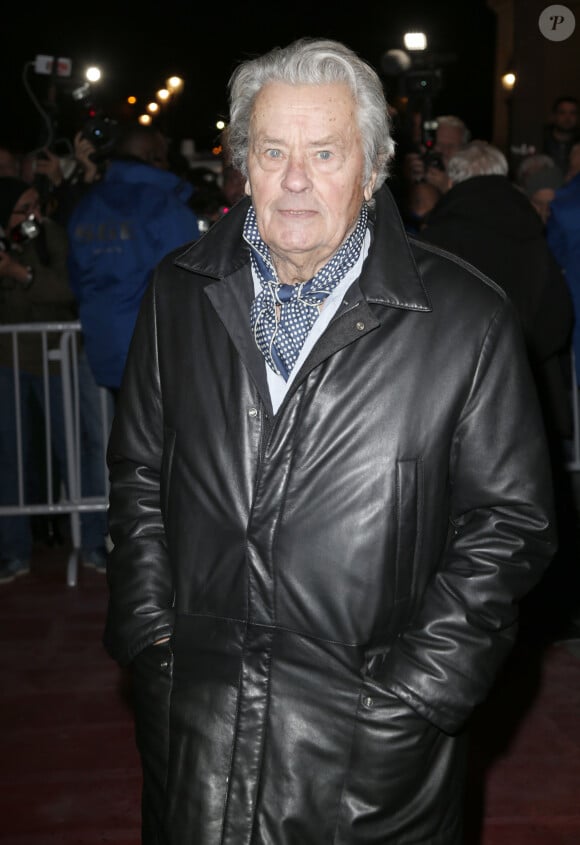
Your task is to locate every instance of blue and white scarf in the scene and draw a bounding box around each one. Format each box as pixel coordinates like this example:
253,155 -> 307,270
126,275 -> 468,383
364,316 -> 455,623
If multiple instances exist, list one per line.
246,203 -> 368,380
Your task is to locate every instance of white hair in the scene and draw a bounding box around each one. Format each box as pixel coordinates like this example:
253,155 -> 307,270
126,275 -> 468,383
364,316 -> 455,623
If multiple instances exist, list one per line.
227,37 -> 395,192
447,140 -> 508,184
435,115 -> 471,144
516,153 -> 559,187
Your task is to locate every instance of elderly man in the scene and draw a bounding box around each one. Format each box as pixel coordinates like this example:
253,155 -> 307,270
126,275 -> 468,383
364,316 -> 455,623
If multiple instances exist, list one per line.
104,39 -> 556,845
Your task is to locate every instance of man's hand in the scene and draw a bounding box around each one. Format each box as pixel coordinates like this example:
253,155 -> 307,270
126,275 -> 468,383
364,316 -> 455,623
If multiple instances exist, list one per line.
0,250 -> 31,285
34,149 -> 64,187
403,152 -> 426,183
0,250 -> 12,275
424,166 -> 451,193
73,132 -> 99,183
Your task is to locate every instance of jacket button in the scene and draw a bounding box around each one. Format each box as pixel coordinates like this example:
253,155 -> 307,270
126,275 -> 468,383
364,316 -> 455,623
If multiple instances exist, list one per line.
160,660 -> 169,669
362,696 -> 373,708
355,321 -> 365,331
248,407 -> 258,418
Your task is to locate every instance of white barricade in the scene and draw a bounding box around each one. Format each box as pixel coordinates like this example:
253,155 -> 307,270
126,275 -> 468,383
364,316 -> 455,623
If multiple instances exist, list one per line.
0,321 -> 113,586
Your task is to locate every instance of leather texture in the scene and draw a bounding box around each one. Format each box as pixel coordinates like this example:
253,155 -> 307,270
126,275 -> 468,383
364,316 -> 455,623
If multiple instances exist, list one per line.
104,185 -> 556,845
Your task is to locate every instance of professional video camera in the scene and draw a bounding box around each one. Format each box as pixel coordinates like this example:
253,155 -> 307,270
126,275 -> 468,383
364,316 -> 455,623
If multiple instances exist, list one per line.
411,119 -> 443,172
72,82 -> 117,159
80,113 -> 117,157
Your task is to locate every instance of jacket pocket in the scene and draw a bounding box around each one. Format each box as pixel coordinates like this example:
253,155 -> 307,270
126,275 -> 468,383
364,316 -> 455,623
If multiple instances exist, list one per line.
394,458 -> 423,603
335,680 -> 464,845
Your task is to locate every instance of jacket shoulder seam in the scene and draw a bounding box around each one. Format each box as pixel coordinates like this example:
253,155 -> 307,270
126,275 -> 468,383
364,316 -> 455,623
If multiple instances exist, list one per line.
410,237 -> 508,300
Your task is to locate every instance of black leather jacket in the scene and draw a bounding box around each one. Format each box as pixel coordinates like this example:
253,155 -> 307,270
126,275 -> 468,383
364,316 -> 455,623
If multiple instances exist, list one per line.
105,185 -> 556,844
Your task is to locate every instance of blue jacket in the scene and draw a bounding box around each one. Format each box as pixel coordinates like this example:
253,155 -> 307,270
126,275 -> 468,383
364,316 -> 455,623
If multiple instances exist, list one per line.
68,159 -> 200,388
547,173 -> 580,382
547,173 -> 580,273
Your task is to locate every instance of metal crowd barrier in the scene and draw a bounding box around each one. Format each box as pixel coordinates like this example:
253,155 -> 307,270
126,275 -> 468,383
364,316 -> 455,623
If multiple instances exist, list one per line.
1,323 -> 579,587
0,321 -> 112,586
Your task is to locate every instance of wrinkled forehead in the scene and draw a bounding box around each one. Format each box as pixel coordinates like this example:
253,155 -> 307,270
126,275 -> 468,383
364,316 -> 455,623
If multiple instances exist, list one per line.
250,81 -> 358,129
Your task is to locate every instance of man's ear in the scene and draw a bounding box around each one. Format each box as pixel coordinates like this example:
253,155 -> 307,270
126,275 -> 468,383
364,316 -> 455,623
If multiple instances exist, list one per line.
364,171 -> 378,202
245,179 -> 251,196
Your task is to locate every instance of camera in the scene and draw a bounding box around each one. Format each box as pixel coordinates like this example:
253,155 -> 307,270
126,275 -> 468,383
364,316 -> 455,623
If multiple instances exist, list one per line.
422,150 -> 445,172
81,115 -> 117,157
72,80 -> 118,160
0,216 -> 41,252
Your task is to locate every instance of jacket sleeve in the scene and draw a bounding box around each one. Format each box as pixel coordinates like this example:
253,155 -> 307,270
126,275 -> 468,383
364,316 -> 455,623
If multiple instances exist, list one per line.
528,253 -> 573,364
103,273 -> 174,666
545,203 -> 568,268
21,220 -> 76,308
376,300 -> 557,734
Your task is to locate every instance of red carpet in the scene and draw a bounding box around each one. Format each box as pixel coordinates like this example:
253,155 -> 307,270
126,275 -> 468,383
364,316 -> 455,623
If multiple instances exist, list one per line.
466,639 -> 580,844
0,543 -> 579,844
0,545 -> 141,844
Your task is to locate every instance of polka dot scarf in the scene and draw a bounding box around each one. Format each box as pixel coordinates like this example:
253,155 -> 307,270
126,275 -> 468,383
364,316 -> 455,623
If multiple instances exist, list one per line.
245,203 -> 368,380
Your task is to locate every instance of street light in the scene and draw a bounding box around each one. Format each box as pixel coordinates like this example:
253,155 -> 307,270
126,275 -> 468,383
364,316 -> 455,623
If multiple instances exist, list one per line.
85,66 -> 102,83
166,76 -> 184,93
139,114 -> 152,125
157,88 -> 170,102
404,32 -> 427,52
147,102 -> 159,114
501,72 -> 517,92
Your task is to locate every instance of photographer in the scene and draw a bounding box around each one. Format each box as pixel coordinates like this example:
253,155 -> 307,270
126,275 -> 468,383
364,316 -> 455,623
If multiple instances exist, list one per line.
403,114 -> 470,193
29,130 -> 102,225
67,121 -> 200,397
0,178 -> 108,582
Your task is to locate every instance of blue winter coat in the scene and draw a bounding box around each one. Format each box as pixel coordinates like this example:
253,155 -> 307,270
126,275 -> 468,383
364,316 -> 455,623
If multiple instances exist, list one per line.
68,159 -> 200,388
547,173 -> 580,384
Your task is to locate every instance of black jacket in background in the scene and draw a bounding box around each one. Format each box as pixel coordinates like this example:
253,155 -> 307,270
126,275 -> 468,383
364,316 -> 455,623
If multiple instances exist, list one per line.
419,174 -> 574,436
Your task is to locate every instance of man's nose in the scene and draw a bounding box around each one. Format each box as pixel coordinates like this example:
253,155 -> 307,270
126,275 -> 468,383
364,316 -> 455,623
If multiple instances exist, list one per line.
281,155 -> 312,191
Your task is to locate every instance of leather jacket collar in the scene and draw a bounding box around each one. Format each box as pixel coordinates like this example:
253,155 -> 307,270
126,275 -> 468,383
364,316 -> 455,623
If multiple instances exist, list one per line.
173,185 -> 432,315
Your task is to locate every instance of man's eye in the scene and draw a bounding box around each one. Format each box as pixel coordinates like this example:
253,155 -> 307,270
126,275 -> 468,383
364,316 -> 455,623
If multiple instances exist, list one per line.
317,150 -> 332,161
266,149 -> 281,159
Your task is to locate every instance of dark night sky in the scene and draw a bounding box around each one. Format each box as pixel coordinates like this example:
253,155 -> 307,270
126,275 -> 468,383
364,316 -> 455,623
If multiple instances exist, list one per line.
2,1 -> 496,155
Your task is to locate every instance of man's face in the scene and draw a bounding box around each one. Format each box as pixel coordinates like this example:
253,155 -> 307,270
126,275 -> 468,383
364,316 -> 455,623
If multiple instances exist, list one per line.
8,187 -> 41,231
434,124 -> 465,165
553,101 -> 578,133
128,134 -> 169,169
530,188 -> 556,225
246,81 -> 375,283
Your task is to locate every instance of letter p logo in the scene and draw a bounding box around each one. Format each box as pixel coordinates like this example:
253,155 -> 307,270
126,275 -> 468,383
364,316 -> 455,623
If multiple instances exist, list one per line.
539,5 -> 576,40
